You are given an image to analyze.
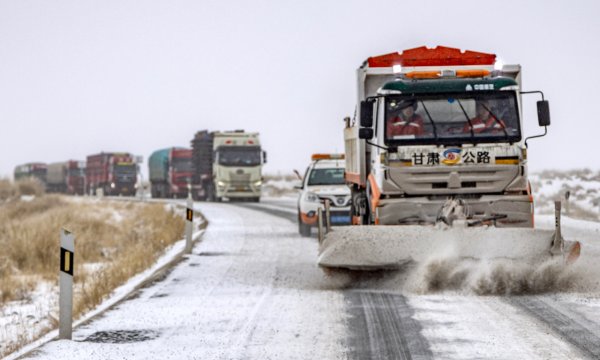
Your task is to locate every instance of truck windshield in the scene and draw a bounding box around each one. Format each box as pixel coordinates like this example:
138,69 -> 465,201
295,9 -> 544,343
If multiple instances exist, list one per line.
172,158 -> 192,172
115,165 -> 137,181
384,91 -> 521,145
308,168 -> 345,186
218,146 -> 261,167
68,168 -> 84,177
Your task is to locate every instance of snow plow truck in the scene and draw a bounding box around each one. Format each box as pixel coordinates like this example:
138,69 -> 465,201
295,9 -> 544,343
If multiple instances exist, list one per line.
318,46 -> 580,270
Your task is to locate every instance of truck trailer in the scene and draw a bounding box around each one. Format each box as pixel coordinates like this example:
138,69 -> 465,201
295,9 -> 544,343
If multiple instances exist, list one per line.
191,130 -> 266,202
46,160 -> 86,195
86,152 -> 137,196
14,163 -> 47,186
148,147 -> 193,198
318,45 -> 580,269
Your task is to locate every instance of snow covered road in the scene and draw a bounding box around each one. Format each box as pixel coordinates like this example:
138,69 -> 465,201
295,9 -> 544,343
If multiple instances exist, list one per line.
22,198 -> 600,359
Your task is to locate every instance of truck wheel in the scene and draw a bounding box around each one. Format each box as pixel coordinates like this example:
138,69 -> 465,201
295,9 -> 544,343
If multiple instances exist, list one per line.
298,215 -> 311,237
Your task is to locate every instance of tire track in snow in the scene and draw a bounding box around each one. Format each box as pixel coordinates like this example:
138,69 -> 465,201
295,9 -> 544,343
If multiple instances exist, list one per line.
237,201 -> 432,359
346,291 -> 432,360
509,296 -> 600,359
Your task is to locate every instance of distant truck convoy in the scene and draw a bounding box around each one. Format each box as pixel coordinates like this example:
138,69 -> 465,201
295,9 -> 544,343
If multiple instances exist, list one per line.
13,163 -> 47,186
191,130 -> 266,202
46,160 -> 86,195
148,147 -> 193,198
86,152 -> 137,196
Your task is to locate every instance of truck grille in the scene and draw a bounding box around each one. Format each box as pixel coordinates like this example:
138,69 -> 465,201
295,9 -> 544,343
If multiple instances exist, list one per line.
387,165 -> 519,195
230,173 -> 251,185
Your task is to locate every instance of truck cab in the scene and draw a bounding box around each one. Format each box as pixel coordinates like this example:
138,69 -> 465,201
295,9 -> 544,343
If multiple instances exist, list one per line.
213,131 -> 265,202
297,154 -> 351,237
346,46 -> 551,228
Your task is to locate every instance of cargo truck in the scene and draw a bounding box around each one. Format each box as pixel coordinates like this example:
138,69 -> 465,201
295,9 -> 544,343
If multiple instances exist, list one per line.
318,45 -> 580,269
86,152 -> 137,196
14,163 -> 47,186
148,147 -> 193,198
47,160 -> 86,195
191,130 -> 266,202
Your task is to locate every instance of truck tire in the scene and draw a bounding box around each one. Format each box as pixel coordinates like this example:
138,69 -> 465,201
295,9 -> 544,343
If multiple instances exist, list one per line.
298,215 -> 311,237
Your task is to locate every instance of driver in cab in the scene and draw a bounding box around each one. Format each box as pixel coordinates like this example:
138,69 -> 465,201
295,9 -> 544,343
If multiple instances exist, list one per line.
463,100 -> 506,134
387,100 -> 425,137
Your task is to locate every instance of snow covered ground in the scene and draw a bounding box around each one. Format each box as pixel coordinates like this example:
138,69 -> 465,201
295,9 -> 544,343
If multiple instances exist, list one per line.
5,170 -> 600,359
13,197 -> 600,359
2,199 -> 203,360
530,170 -> 600,220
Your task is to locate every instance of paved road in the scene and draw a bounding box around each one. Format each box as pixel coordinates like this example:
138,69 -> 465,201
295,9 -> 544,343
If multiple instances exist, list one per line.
25,198 -> 600,359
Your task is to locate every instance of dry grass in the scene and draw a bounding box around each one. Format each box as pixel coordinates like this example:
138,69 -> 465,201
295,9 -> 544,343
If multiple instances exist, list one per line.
0,195 -> 185,357
0,178 -> 45,202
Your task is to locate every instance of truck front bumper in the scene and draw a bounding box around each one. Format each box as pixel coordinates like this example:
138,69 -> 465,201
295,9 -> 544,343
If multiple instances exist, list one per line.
377,194 -> 533,228
217,183 -> 261,198
300,206 -> 351,226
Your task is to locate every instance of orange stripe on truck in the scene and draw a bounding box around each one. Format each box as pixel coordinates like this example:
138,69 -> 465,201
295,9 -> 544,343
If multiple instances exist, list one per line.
368,174 -> 381,217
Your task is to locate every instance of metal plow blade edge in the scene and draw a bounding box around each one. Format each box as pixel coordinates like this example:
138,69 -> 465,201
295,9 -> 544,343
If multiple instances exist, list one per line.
317,202 -> 581,271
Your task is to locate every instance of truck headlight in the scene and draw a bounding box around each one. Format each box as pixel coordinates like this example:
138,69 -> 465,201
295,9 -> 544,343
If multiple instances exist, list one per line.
304,192 -> 319,202
110,182 -> 116,189
253,180 -> 262,187
217,181 -> 226,187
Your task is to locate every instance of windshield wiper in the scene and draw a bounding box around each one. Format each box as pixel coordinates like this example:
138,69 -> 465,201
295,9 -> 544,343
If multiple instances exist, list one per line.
456,99 -> 476,140
481,104 -> 510,142
419,100 -> 438,141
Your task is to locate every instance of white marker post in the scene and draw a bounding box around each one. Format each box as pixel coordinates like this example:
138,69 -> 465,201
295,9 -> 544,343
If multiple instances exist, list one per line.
59,228 -> 74,340
185,197 -> 194,254
324,199 -> 331,234
317,208 -> 324,244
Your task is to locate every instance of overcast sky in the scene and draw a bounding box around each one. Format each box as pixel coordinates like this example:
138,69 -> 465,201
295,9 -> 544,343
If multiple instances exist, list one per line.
1,0 -> 599,178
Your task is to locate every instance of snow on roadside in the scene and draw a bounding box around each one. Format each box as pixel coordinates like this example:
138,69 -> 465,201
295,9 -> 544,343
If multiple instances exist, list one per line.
531,170 -> 600,219
3,203 -> 204,360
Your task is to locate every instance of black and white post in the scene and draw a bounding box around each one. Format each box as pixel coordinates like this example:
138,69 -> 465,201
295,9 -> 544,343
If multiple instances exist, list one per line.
185,197 -> 193,254
59,228 -> 74,340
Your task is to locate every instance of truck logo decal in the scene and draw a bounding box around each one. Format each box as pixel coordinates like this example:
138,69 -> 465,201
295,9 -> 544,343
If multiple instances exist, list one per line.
441,149 -> 461,165
465,84 -> 473,91
411,149 -> 495,166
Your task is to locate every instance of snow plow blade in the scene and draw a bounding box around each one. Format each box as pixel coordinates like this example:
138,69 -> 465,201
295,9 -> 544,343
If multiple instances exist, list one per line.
318,226 -> 580,270
317,201 -> 580,270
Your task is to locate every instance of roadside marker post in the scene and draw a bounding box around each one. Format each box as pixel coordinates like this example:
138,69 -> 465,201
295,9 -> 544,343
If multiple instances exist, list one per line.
59,228 -> 74,340
317,208 -> 324,244
324,199 -> 332,234
185,197 -> 194,254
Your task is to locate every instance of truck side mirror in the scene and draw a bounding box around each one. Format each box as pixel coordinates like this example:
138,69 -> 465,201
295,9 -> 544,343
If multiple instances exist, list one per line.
537,100 -> 551,127
359,128 -> 374,140
360,100 -> 374,128
262,151 -> 267,164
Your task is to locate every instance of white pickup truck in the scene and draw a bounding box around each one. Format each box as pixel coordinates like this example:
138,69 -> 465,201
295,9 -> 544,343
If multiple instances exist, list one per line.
296,154 -> 351,236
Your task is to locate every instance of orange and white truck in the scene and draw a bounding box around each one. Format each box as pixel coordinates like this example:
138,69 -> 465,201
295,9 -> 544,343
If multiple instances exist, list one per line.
318,46 -> 580,269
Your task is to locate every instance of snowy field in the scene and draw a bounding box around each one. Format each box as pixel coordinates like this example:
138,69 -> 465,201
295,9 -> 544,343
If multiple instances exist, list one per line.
13,198 -> 600,359
4,170 -> 600,359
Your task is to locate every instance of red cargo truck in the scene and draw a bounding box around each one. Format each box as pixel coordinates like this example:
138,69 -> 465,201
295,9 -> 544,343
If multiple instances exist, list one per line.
47,160 -> 86,195
148,147 -> 193,198
86,152 -> 137,196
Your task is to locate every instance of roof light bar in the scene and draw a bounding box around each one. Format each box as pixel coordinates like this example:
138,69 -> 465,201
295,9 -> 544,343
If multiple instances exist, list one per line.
311,154 -> 345,161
